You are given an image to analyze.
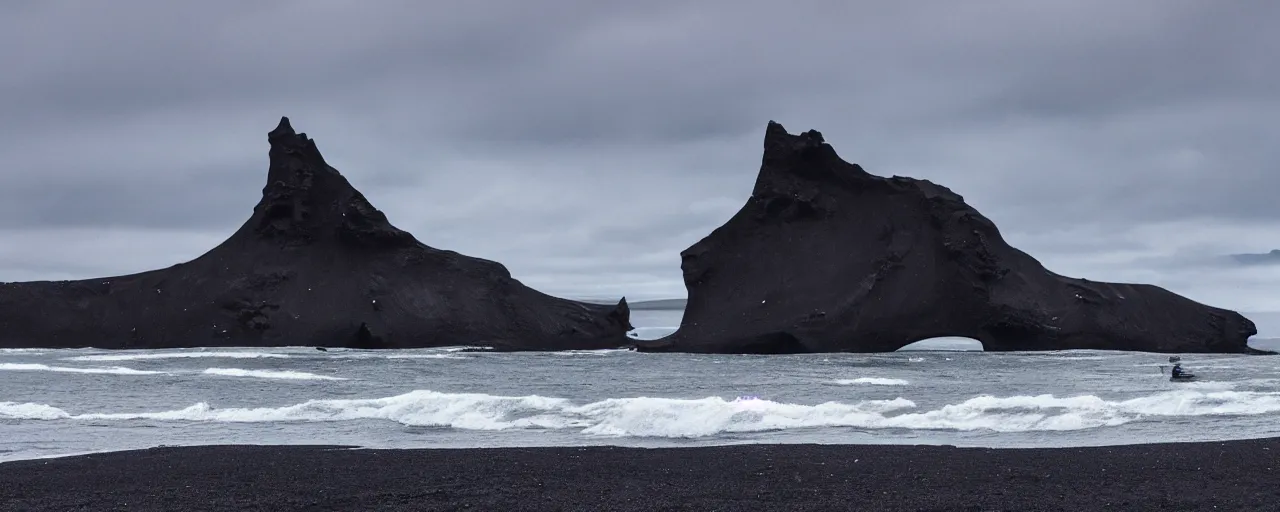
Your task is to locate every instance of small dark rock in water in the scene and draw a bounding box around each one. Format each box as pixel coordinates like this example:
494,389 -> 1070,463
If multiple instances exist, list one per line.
314,347 -> 328,352
0,117 -> 632,351
638,121 -> 1260,354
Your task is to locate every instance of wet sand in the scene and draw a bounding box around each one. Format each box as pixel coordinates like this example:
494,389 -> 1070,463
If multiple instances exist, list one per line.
2,440 -> 1277,511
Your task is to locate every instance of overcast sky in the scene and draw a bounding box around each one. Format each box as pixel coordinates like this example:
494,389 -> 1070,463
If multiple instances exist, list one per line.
1,0 -> 1277,314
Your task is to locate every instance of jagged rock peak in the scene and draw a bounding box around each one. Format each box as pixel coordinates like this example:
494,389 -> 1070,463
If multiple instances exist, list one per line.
757,122 -> 867,193
268,116 -> 296,139
757,120 -> 829,152
266,116 -> 325,164
251,116 -> 416,250
609,297 -> 633,331
763,120 -> 792,145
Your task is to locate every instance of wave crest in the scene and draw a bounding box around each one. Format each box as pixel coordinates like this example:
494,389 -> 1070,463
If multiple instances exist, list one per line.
5,389 -> 1280,437
831,377 -> 909,386
65,351 -> 292,362
0,363 -> 164,375
201,368 -> 346,381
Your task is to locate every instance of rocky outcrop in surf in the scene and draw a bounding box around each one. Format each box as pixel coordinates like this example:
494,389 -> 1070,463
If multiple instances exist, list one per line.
638,122 -> 1260,354
0,118 -> 632,351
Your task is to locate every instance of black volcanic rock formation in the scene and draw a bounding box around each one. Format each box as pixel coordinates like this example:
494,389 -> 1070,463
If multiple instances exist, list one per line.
0,118 -> 632,351
639,122 -> 1260,354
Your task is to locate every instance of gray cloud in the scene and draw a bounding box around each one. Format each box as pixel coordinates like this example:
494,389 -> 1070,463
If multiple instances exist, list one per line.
1,0 -> 1278,310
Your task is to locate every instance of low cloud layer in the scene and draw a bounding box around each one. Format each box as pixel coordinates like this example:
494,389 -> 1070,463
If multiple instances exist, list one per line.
1,1 -> 1277,314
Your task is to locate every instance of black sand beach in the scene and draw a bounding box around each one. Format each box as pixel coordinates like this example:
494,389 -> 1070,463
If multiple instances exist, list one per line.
2,440 -> 1277,511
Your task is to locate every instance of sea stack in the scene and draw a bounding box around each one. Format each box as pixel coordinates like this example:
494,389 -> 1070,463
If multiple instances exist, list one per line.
0,117 -> 632,350
638,121 -> 1260,354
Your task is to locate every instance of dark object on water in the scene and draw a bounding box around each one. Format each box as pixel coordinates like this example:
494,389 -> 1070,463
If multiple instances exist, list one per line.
1170,364 -> 1197,381
315,347 -> 328,352
637,121 -> 1261,354
0,118 -> 632,351
1168,356 -> 1197,381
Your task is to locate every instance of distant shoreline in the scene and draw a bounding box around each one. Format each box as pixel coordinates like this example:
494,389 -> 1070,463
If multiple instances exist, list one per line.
2,440 -> 1275,510
579,298 -> 687,311
627,298 -> 687,311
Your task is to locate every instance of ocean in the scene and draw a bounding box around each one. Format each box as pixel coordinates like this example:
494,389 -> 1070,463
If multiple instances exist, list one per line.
2,309 -> 1278,463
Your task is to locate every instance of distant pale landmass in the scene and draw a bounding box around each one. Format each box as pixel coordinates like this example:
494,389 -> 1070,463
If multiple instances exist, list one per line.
629,299 -> 688,311
1229,250 -> 1280,266
581,298 -> 687,311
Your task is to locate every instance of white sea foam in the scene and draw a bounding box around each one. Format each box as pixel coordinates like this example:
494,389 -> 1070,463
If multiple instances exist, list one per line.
551,349 -> 632,356
65,351 -> 292,362
0,402 -> 71,420
201,368 -> 346,381
326,353 -> 467,360
5,388 -> 1280,437
831,377 -> 909,386
1165,381 -> 1239,391
0,363 -> 164,375
384,354 -> 467,360
322,347 -> 493,359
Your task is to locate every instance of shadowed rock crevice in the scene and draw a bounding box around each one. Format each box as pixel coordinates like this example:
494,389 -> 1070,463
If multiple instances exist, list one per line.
638,121 -> 1261,354
0,117 -> 632,351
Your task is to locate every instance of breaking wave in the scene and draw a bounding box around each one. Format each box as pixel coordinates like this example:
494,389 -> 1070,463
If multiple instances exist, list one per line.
0,363 -> 164,376
1052,356 -> 1114,361
318,347 -> 489,359
4,388 -> 1280,437
316,353 -> 466,360
831,377 -> 909,386
201,368 -> 346,381
551,349 -> 633,356
65,351 -> 292,362
384,354 -> 466,360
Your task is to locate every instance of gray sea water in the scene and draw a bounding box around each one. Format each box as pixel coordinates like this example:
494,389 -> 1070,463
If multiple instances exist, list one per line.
2,309 -> 1278,463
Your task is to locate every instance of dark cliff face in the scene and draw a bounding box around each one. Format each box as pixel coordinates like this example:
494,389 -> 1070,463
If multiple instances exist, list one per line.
640,121 -> 1259,354
0,117 -> 632,350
